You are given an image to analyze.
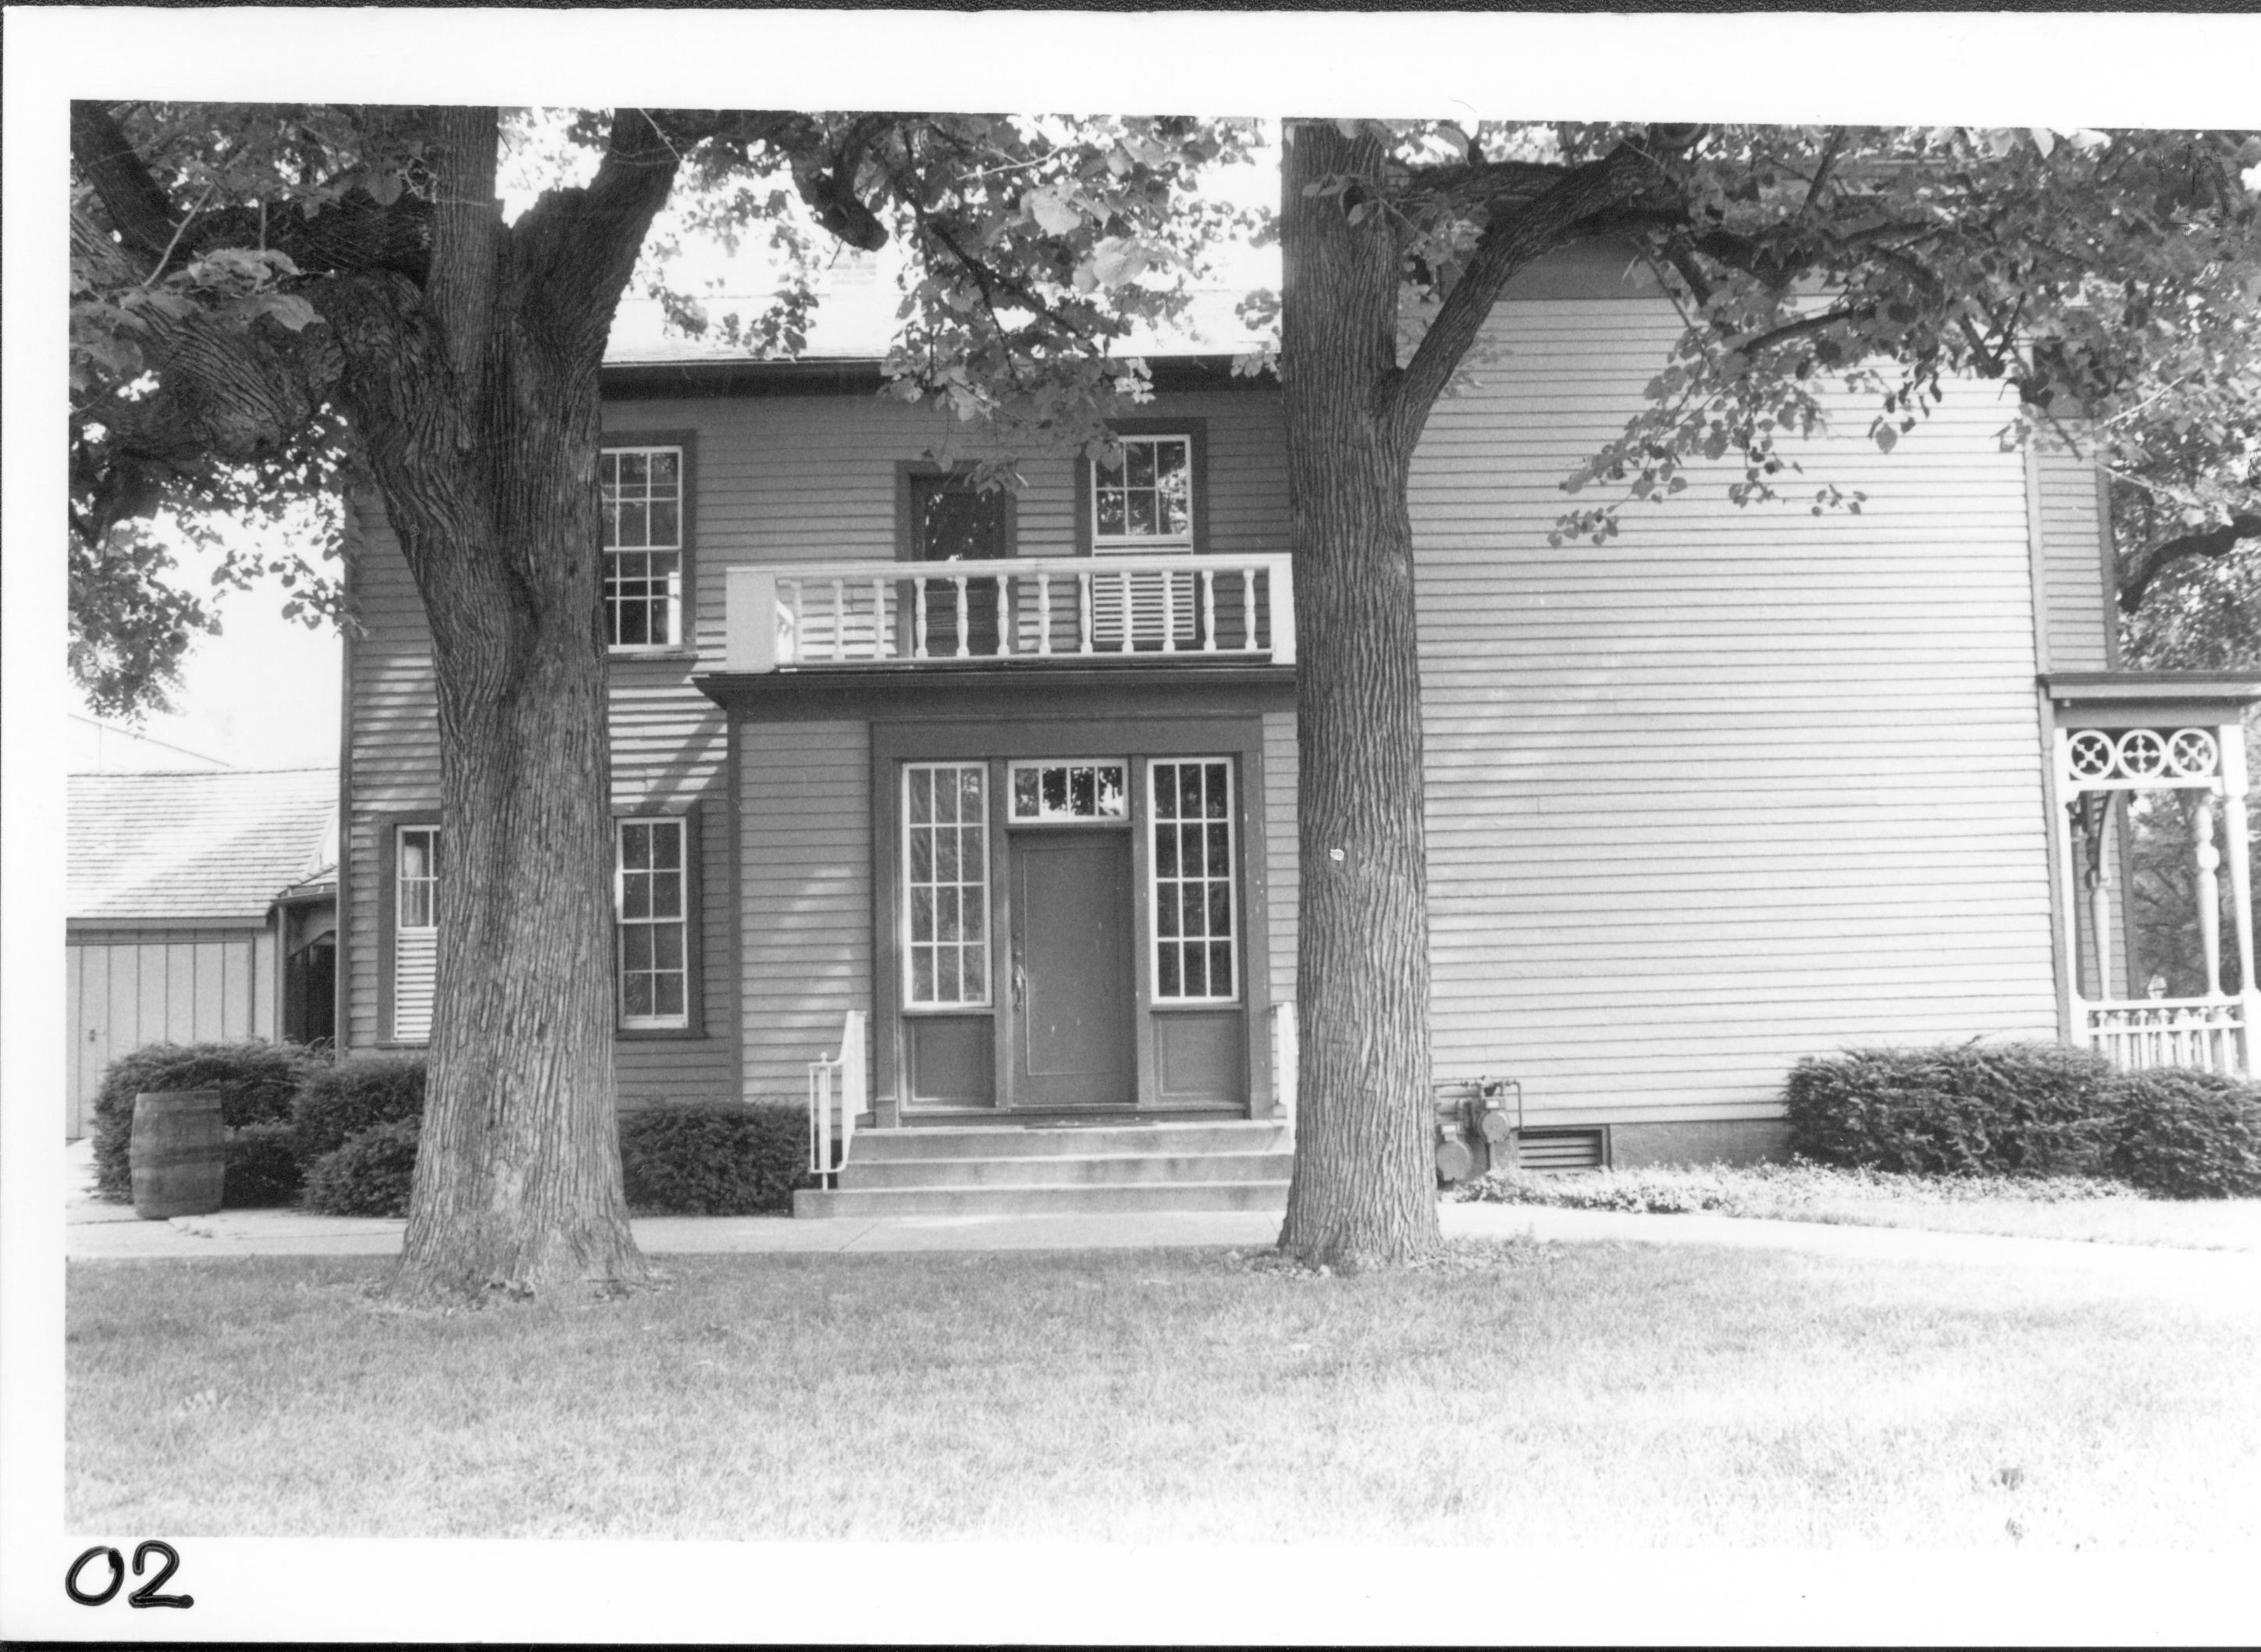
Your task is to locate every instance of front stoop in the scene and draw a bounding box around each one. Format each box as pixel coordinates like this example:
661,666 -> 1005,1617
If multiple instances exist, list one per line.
792,1119 -> 1291,1218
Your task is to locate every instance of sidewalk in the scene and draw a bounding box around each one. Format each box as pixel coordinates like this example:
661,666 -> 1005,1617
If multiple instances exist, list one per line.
63,1140 -> 2261,1294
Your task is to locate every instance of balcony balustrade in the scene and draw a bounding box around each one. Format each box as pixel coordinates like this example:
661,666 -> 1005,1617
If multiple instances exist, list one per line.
725,553 -> 1294,672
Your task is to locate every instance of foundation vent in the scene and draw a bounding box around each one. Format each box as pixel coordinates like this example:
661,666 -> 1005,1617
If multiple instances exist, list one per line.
1513,1127 -> 1608,1173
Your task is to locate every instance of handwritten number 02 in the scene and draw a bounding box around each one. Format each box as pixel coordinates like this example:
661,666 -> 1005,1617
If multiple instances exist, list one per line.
65,1542 -> 192,1608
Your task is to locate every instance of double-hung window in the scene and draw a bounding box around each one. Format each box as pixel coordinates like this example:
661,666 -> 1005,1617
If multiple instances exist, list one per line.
601,446 -> 683,649
1088,433 -> 1198,649
616,817 -> 690,1029
393,824 -> 440,1042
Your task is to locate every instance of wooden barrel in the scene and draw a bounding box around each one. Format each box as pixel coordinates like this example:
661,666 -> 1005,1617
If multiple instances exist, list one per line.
130,1091 -> 226,1219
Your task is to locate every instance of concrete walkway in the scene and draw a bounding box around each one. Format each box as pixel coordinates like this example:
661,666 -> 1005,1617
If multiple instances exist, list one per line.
62,1141 -> 2261,1294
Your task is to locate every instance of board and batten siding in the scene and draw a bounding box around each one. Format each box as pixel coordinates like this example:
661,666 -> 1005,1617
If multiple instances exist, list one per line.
1409,298 -> 2061,1126
66,926 -> 273,1138
342,500 -> 735,1106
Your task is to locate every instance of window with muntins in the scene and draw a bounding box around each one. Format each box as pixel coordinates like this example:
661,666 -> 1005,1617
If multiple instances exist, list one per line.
1091,435 -> 1193,550
1009,760 -> 1127,823
904,763 -> 989,1008
601,446 -> 683,648
1149,759 -> 1237,1002
393,825 -> 440,1042
616,817 -> 689,1029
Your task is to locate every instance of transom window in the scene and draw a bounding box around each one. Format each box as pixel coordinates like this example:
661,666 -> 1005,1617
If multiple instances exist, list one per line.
1091,434 -> 1193,549
1009,761 -> 1127,823
616,817 -> 689,1029
1149,759 -> 1237,1002
601,446 -> 683,649
905,764 -> 990,1007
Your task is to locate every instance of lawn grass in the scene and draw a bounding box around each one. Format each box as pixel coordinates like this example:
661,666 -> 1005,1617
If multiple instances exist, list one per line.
69,1240 -> 2261,1547
1462,1162 -> 2261,1250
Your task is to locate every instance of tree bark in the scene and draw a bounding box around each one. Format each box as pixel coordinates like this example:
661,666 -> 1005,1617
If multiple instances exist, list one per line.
317,109 -> 685,1302
1276,123 -> 1442,1267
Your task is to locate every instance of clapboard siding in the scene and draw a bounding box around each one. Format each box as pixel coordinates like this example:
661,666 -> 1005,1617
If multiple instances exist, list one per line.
2034,439 -> 2114,671
737,719 -> 872,1097
1262,708 -> 1299,1014
65,929 -> 269,1137
1410,300 -> 2058,1126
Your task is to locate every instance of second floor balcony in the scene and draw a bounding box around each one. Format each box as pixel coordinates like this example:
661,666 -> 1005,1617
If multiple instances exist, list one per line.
724,553 -> 1295,674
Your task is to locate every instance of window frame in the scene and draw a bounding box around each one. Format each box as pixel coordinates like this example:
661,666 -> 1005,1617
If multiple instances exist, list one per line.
900,760 -> 993,1011
1075,418 -> 1209,558
614,814 -> 694,1033
376,814 -> 442,1048
598,432 -> 697,655
1006,759 -> 1131,826
1146,756 -> 1241,1007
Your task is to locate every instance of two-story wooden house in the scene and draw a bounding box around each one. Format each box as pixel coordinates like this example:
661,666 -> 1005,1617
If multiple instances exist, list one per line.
334,243 -> 2260,1216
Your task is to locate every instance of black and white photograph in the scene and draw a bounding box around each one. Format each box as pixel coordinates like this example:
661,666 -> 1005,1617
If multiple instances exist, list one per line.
5,8 -> 2259,1643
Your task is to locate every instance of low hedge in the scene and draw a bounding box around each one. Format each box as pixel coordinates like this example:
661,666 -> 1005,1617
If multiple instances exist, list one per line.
293,1055 -> 426,1164
618,1102 -> 811,1216
1787,1041 -> 2261,1198
91,1041 -> 327,1199
301,1117 -> 422,1217
223,1121 -> 305,1209
2109,1069 -> 2261,1198
1785,1042 -> 2119,1179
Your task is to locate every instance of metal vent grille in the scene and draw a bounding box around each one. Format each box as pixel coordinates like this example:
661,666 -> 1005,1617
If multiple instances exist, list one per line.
1514,1127 -> 1607,1173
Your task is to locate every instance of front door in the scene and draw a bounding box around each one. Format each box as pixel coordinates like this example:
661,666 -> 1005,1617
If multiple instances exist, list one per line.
1009,831 -> 1135,1108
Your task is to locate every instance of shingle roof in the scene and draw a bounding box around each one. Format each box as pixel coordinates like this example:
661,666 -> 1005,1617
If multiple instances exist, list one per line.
68,768 -> 337,923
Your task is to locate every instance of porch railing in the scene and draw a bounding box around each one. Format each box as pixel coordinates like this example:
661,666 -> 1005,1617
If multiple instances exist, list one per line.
806,1009 -> 867,1187
726,553 -> 1295,671
2082,998 -> 2251,1076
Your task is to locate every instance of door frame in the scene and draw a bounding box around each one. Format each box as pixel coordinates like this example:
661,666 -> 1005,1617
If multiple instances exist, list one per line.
869,714 -> 1273,1121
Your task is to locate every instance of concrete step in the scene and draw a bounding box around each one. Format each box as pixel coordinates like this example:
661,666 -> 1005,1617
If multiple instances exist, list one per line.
842,1149 -> 1294,1191
847,1120 -> 1288,1162
793,1179 -> 1290,1219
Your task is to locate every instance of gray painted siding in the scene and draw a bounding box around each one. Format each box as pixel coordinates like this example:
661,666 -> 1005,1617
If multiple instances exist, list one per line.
1261,707 -> 1299,1015
1410,302 -> 2060,1124
2034,440 -> 2114,671
737,718 -> 871,1096
66,927 -> 269,1137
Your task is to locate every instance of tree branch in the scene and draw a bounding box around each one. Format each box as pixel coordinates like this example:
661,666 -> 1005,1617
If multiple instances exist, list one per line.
1383,141 -> 1673,449
69,102 -> 181,262
2118,514 -> 2261,612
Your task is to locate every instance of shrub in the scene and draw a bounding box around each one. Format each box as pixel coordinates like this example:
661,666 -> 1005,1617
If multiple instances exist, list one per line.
1784,1042 -> 2118,1178
91,1041 -> 328,1199
222,1121 -> 304,1209
293,1055 -> 425,1165
2109,1069 -> 2261,1199
618,1102 -> 811,1216
301,1118 -> 422,1217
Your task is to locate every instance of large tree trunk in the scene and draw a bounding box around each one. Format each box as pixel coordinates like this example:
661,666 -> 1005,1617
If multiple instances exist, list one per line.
1276,123 -> 1443,1268
319,109 -> 683,1302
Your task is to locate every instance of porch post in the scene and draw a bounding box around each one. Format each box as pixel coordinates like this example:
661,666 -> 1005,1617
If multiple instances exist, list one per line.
2051,729 -> 2088,1047
2219,723 -> 2259,1074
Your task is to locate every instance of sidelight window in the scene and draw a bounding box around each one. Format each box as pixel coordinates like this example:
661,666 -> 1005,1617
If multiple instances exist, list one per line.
1148,759 -> 1237,1002
904,763 -> 990,1007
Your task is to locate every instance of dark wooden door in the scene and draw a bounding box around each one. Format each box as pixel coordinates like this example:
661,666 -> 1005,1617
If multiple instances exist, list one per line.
910,472 -> 1006,657
1009,832 -> 1135,1108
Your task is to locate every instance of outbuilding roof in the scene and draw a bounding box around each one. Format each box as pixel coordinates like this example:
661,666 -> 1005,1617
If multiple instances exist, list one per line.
68,767 -> 337,924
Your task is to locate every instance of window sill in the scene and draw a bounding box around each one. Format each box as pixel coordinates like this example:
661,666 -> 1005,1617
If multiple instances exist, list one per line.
618,1024 -> 706,1041
607,647 -> 703,664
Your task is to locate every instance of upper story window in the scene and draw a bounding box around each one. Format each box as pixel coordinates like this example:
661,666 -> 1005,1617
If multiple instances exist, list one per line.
1091,434 -> 1194,552
601,445 -> 683,649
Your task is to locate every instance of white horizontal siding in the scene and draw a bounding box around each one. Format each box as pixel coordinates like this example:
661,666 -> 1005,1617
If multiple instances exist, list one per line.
1411,300 -> 2059,1126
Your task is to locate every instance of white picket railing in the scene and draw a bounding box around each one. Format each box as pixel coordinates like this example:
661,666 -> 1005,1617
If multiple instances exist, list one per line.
2082,998 -> 2251,1076
727,553 -> 1294,671
806,1009 -> 867,1187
